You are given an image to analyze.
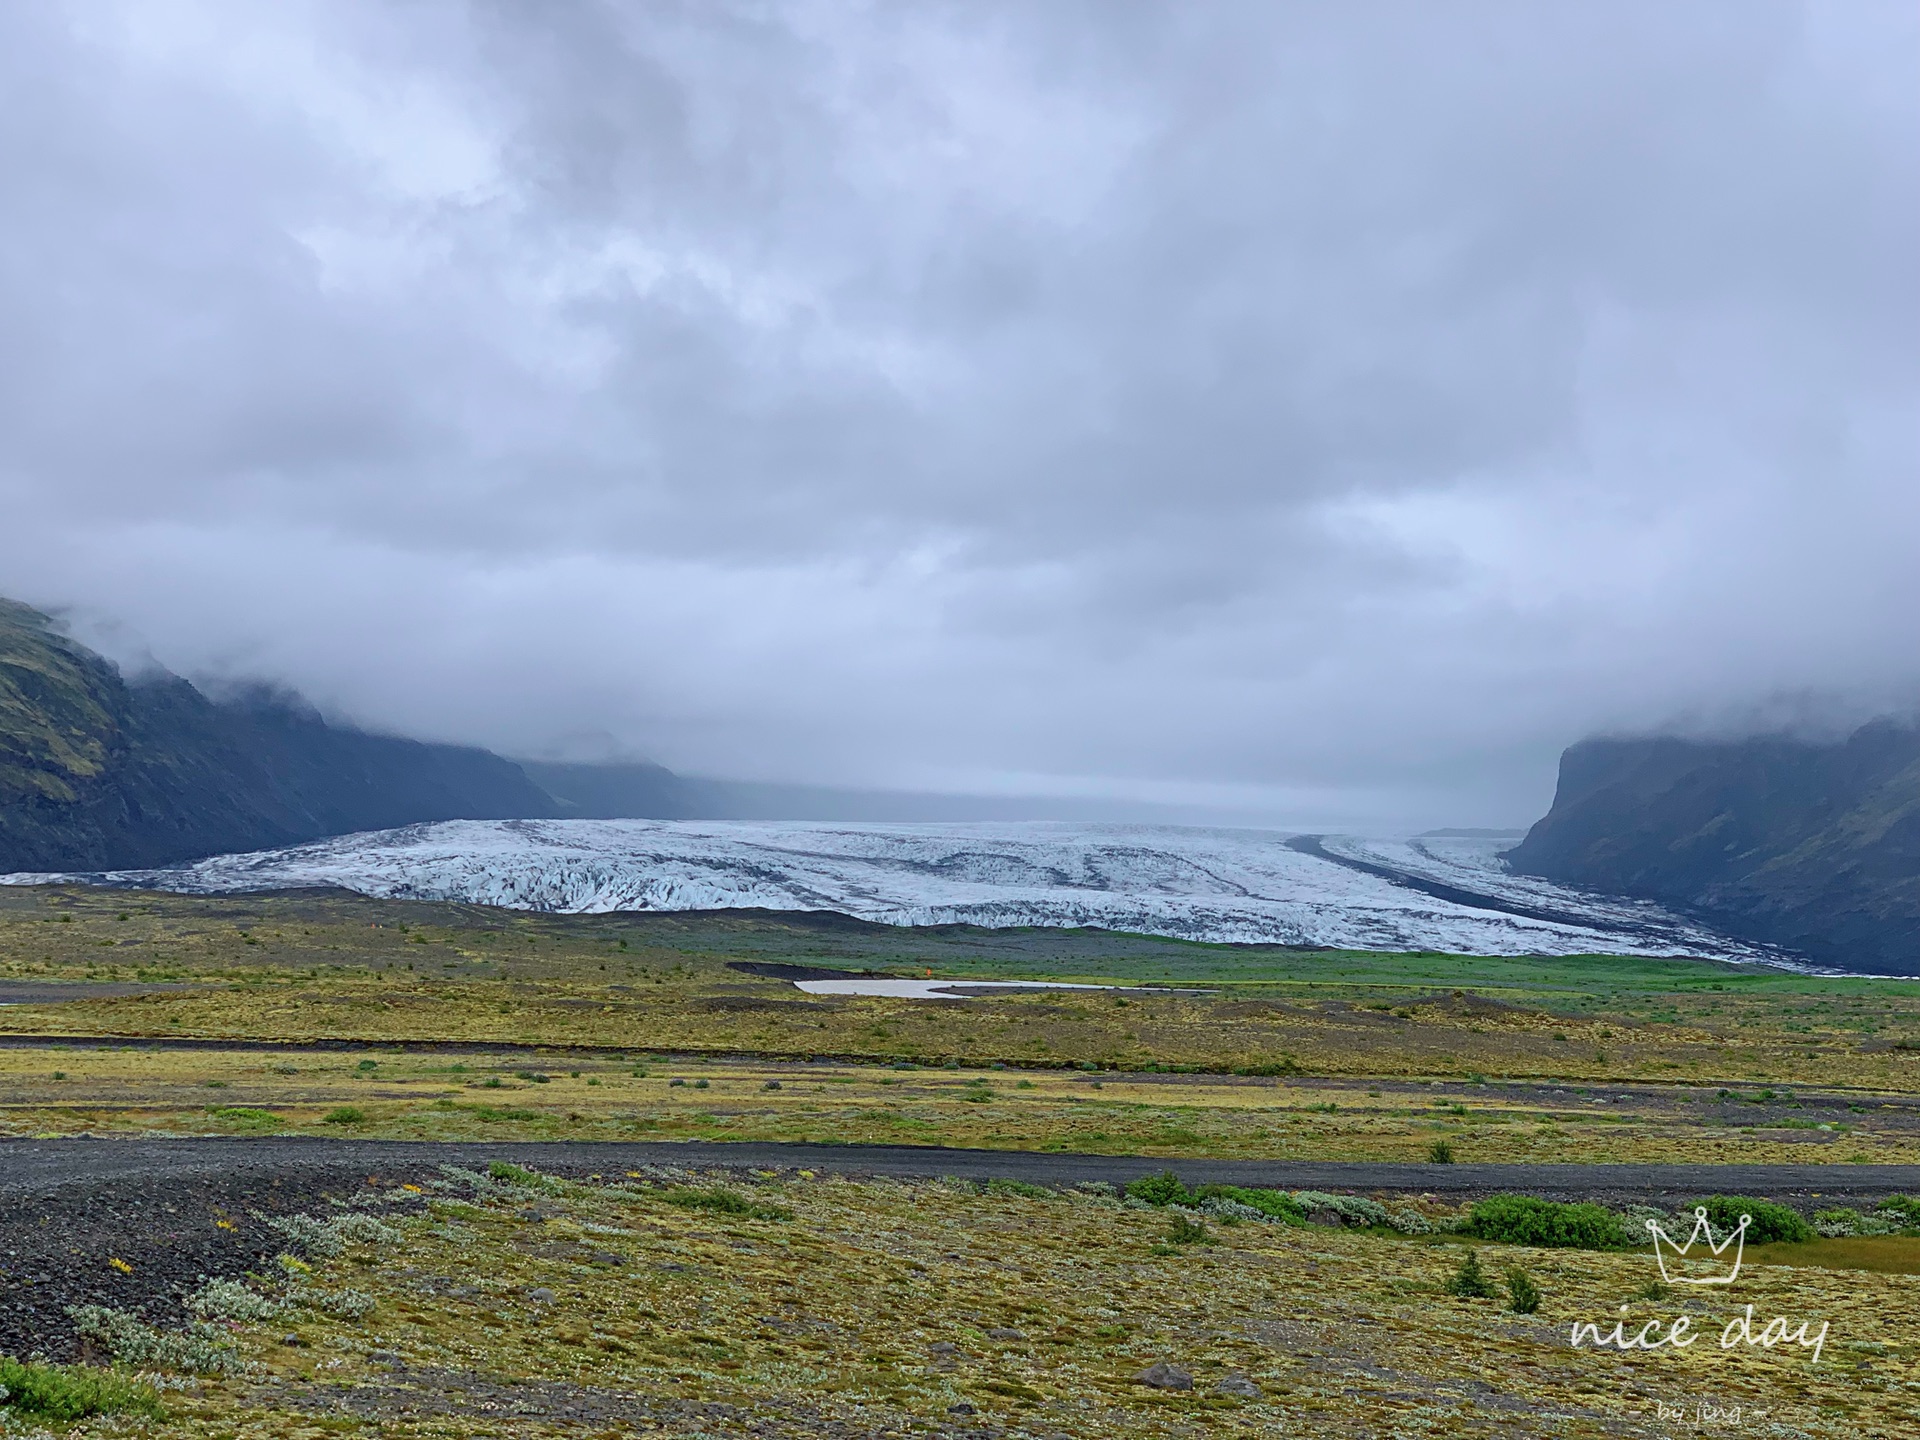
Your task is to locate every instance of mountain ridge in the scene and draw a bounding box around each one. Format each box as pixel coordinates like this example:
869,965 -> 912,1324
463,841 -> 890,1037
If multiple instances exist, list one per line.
1506,721 -> 1920,972
0,598 -> 562,873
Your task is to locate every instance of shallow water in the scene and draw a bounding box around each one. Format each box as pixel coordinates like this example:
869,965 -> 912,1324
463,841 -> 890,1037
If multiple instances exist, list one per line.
792,976 -> 1126,1001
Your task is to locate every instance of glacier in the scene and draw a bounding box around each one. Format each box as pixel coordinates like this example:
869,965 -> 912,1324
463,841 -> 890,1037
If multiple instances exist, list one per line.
1,818 -> 1779,961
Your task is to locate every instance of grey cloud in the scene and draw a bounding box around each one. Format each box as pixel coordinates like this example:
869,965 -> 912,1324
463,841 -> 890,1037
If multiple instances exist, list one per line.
1,0 -> 1914,828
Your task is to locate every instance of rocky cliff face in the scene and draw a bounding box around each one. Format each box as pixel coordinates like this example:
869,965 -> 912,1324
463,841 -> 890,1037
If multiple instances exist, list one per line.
1507,722 -> 1920,972
0,599 -> 561,873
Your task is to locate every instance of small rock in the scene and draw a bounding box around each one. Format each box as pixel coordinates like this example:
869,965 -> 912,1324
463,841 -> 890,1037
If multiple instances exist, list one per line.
947,1401 -> 977,1415
526,1287 -> 556,1304
986,1327 -> 1026,1341
280,1333 -> 308,1348
1215,1373 -> 1260,1397
367,1349 -> 406,1371
1306,1208 -> 1345,1227
1136,1361 -> 1193,1390
928,1341 -> 959,1354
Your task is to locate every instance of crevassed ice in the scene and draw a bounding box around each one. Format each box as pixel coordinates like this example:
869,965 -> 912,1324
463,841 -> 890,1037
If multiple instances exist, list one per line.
1,819 -> 1769,961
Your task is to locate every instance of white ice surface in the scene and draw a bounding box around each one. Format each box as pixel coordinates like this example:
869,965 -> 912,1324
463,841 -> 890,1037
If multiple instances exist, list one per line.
1,818 -> 1771,960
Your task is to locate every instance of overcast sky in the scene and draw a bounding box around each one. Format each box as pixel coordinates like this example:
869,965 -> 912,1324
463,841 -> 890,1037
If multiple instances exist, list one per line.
2,1 -> 1914,828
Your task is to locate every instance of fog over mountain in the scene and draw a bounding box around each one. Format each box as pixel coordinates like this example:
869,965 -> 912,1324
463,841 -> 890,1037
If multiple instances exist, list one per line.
1,2 -> 1914,829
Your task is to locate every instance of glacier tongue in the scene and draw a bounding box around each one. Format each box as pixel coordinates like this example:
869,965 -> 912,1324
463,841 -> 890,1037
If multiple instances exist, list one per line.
2,818 -> 1770,960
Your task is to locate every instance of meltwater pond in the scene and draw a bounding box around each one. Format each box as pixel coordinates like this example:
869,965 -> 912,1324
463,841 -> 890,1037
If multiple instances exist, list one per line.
792,977 -> 1202,1001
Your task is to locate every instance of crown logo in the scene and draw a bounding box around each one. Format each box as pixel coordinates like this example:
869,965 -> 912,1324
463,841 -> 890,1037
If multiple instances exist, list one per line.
1646,1207 -> 1749,1285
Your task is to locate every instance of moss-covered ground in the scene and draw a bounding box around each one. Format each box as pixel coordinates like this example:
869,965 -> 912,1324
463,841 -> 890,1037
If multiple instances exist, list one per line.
43,1165 -> 1920,1439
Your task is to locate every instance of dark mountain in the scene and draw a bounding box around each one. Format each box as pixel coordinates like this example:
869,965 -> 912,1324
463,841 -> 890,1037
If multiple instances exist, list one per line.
1507,722 -> 1920,972
518,760 -> 695,820
0,598 -> 561,873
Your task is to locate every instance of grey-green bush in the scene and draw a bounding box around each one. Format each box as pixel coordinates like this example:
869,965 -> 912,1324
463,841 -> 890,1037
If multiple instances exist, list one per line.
297,1287 -> 376,1320
187,1278 -> 285,1323
65,1306 -> 242,1376
1291,1192 -> 1392,1228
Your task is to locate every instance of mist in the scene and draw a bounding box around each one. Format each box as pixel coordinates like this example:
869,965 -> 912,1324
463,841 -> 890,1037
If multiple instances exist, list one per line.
2,1 -> 1914,830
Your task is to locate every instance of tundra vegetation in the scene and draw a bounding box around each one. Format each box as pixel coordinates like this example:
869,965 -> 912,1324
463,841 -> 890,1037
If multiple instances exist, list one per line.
6,1165 -> 1920,1437
6,888 -> 1920,1162
6,885 -> 1920,1434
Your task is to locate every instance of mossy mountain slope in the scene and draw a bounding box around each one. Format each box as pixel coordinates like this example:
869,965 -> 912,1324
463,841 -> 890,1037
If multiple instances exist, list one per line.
0,599 -> 559,873
1508,722 -> 1920,971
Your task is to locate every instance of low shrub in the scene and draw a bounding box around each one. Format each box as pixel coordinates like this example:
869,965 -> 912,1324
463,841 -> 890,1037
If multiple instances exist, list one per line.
1124,1171 -> 1192,1207
0,1356 -> 164,1422
1192,1185 -> 1304,1223
1505,1267 -> 1542,1314
1875,1195 -> 1920,1230
260,1212 -> 403,1258
1123,1176 -> 1402,1228
1384,1205 -> 1437,1236
1164,1213 -> 1215,1246
261,1213 -> 335,1256
486,1162 -> 563,1193
434,1164 -> 505,1197
1621,1204 -> 1669,1231
1813,1207 -> 1862,1238
1291,1192 -> 1392,1228
186,1278 -> 285,1324
321,1106 -> 365,1125
296,1287 -> 376,1320
326,1213 -> 404,1247
660,1186 -> 793,1222
1195,1198 -> 1267,1225
1444,1250 -> 1495,1298
1691,1195 -> 1812,1246
984,1178 -> 1052,1200
1464,1195 -> 1629,1250
470,1106 -> 540,1122
64,1306 -> 241,1377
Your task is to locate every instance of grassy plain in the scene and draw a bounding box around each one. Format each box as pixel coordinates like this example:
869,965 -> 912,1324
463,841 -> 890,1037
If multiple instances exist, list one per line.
6,884 -> 1920,1162
7,884 -> 1920,1437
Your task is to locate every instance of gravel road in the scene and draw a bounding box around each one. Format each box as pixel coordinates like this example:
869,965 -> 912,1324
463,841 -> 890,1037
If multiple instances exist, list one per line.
9,1135 -> 1920,1202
